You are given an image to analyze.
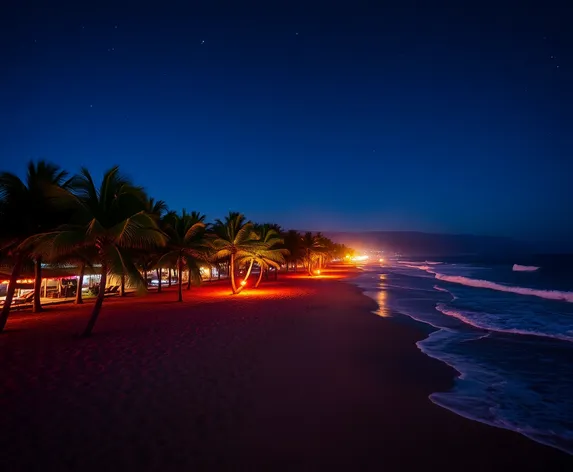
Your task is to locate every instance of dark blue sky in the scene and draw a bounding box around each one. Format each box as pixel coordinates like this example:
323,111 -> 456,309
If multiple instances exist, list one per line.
1,1 -> 571,242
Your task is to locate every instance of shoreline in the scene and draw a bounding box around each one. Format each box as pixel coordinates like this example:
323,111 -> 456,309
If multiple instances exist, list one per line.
348,267 -> 573,458
1,267 -> 572,470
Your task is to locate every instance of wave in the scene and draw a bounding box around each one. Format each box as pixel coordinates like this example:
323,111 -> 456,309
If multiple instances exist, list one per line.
433,285 -> 457,300
425,261 -> 443,265
398,263 -> 435,272
433,285 -> 451,293
435,303 -> 573,342
429,392 -> 573,456
513,264 -> 540,272
435,274 -> 573,303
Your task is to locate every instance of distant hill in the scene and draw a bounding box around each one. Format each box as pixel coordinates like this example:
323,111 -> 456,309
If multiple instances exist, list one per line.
321,231 -> 536,256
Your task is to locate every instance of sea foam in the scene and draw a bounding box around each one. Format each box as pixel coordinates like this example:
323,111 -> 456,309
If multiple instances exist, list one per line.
435,274 -> 573,303
435,303 -> 573,342
513,264 -> 540,272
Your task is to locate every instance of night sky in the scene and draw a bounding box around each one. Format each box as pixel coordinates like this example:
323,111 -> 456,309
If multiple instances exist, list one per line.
1,2 -> 571,242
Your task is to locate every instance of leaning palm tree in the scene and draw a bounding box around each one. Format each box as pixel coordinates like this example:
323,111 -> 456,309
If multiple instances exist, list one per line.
22,166 -> 166,336
209,212 -> 261,294
0,161 -> 73,331
158,210 -> 207,302
237,225 -> 288,288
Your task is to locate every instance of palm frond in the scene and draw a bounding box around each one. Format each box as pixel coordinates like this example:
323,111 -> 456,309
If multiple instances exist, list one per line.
17,229 -> 88,261
108,212 -> 166,249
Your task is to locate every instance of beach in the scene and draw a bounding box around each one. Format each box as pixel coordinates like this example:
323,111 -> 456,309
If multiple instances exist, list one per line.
1,267 -> 571,471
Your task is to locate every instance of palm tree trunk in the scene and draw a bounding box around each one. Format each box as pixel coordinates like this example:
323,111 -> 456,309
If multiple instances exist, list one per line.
82,262 -> 107,337
168,268 -> 172,287
178,258 -> 183,302
255,264 -> 264,288
33,257 -> 43,312
187,269 -> 191,290
236,259 -> 254,293
218,263 -> 221,280
230,255 -> 238,293
0,255 -> 24,333
157,268 -> 162,293
120,274 -> 125,297
75,262 -> 85,304
143,269 -> 147,289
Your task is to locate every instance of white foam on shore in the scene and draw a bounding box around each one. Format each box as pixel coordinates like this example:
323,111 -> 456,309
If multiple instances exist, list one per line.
513,264 -> 540,272
433,285 -> 457,300
435,303 -> 573,343
435,274 -> 573,303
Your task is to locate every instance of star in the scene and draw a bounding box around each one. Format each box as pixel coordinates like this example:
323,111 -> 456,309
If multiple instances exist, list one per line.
114,25 -> 118,29
90,105 -> 93,108
295,32 -> 299,35
201,40 -> 205,44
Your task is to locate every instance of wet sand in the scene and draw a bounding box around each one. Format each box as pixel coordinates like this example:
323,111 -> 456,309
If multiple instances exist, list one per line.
1,268 -> 571,471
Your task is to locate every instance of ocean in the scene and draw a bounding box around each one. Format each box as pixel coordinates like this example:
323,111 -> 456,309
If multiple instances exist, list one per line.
351,255 -> 573,455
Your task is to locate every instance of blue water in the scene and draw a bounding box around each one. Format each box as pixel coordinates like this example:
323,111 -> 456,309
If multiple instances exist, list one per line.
352,257 -> 573,455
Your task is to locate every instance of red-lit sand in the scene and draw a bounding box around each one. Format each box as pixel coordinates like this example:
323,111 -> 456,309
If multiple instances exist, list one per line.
1,267 -> 571,471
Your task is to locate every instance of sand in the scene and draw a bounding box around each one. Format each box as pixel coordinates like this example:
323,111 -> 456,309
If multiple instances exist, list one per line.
1,267 -> 572,471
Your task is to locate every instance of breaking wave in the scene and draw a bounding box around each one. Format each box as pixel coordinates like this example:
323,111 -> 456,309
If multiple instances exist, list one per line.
435,274 -> 573,303
513,264 -> 540,272
435,303 -> 573,343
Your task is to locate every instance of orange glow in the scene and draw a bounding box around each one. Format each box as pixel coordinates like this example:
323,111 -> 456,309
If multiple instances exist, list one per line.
375,288 -> 389,317
351,255 -> 369,262
240,280 -> 246,286
285,273 -> 346,280
195,285 -> 312,299
316,269 -> 321,275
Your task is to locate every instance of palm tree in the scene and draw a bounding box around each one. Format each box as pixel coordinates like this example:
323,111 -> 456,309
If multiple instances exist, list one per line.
145,197 -> 168,220
209,212 -> 261,294
22,166 -> 166,336
0,161 -> 73,331
237,224 -> 288,288
136,197 -> 169,291
300,232 -> 325,276
158,210 -> 207,302
313,232 -> 330,270
283,230 -> 302,272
